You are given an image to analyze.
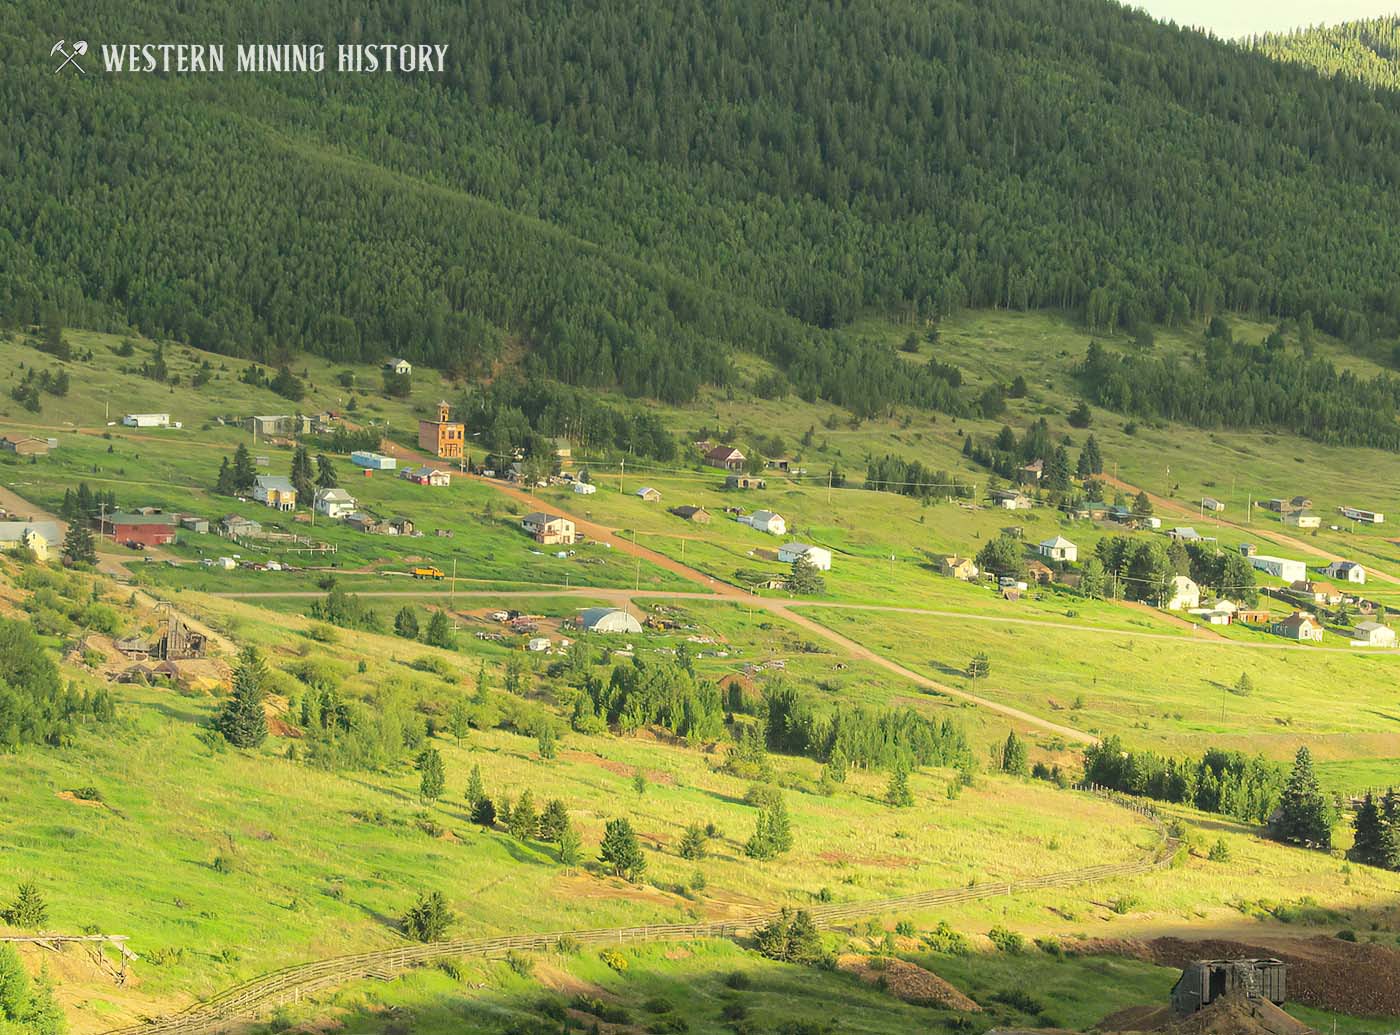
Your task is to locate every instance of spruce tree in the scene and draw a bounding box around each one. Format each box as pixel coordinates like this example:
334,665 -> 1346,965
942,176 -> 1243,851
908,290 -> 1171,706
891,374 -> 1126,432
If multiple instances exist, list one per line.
558,825 -> 582,868
1131,489 -> 1154,517
1082,434 -> 1103,474
214,647 -> 269,748
1378,814 -> 1400,871
745,809 -> 773,859
826,746 -> 849,784
1271,746 -> 1333,848
509,789 -> 538,840
678,822 -> 708,860
290,445 -> 314,502
232,443 -> 256,492
471,796 -> 497,827
465,764 -> 485,809
61,521 -> 96,566
394,606 -> 420,639
2,883 -> 47,929
767,796 -> 793,853
599,818 -> 646,880
216,456 -> 236,495
538,799 -> 570,842
417,747 -> 445,804
1001,731 -> 1029,776
1352,793 -> 1384,866
885,761 -> 914,807
424,610 -> 454,649
402,890 -> 453,942
448,697 -> 472,744
315,453 -> 338,489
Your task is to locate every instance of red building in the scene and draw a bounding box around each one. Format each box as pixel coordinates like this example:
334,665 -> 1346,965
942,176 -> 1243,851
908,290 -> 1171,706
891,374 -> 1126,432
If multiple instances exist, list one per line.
98,511 -> 179,547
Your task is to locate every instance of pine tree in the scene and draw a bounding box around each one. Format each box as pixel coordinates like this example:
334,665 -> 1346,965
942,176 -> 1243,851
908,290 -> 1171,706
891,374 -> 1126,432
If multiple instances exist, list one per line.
1379,815 -> 1400,871
558,825 -> 582,868
424,610 -> 454,649
885,761 -> 914,807
417,747 -> 445,803
471,796 -> 496,827
2,883 -> 47,929
744,810 -> 773,859
1131,489 -> 1154,518
678,822 -> 708,860
1352,792 -> 1384,865
61,521 -> 96,566
214,647 -> 268,748
315,453 -> 338,489
216,456 -> 236,495
448,697 -> 472,744
402,890 -> 453,942
1000,731 -> 1029,776
232,443 -> 256,493
599,818 -> 646,880
1271,746 -> 1333,848
394,606 -> 420,639
465,764 -> 486,809
509,789 -> 538,840
966,653 -> 990,680
826,746 -> 848,783
538,799 -> 570,842
767,796 -> 793,853
290,445 -> 314,502
788,553 -> 826,595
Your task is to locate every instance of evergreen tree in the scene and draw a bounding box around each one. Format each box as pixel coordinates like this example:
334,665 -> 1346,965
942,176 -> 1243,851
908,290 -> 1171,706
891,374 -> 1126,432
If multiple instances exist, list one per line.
754,908 -> 825,964
417,747 -> 446,803
465,765 -> 486,808
1,883 -> 47,929
402,890 -> 453,942
509,789 -> 538,840
966,652 -> 991,680
678,822 -> 707,860
767,796 -> 793,853
424,610 -> 454,649
1131,490 -> 1154,517
1001,731 -> 1029,775
826,746 -> 849,784
1067,400 -> 1092,428
214,647 -> 269,748
216,456 -> 236,495
315,453 -> 338,489
0,943 -> 63,1035
61,521 -> 96,566
1082,434 -> 1104,474
538,798 -> 570,842
1352,792 -> 1384,865
885,761 -> 914,807
558,825 -> 582,868
1045,445 -> 1071,491
394,606 -> 420,639
290,445 -> 314,502
1080,557 -> 1107,598
471,796 -> 497,827
1271,746 -> 1333,848
1378,813 -> 1400,870
448,697 -> 472,743
232,443 -> 256,492
788,553 -> 826,595
599,818 -> 646,880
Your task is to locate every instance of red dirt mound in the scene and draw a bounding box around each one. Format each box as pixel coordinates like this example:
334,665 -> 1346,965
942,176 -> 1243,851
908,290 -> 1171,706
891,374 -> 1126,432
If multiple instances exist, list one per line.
835,954 -> 981,1011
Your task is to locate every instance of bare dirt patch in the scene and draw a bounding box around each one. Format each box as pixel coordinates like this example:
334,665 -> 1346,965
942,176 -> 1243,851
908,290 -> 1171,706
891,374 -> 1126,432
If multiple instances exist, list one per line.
534,962 -> 608,1000
817,849 -> 915,869
266,717 -> 303,739
551,873 -> 683,910
56,790 -> 107,810
557,750 -> 675,784
1075,934 -> 1400,1018
834,954 -> 980,1011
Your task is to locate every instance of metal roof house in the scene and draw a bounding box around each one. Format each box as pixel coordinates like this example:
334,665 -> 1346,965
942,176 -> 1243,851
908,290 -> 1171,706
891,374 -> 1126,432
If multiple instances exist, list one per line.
1169,959 -> 1285,1015
579,607 -> 644,634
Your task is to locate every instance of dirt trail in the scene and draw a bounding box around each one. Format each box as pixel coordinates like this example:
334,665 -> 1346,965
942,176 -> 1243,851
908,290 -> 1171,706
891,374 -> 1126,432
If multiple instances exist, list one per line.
1101,474 -> 1400,586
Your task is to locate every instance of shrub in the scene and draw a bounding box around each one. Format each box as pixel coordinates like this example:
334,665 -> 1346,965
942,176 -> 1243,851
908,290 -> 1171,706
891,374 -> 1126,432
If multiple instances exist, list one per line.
1110,894 -> 1142,915
555,935 -> 581,955
505,950 -> 535,977
402,890 -> 454,942
924,921 -> 971,956
1034,936 -> 1064,959
1337,929 -> 1358,942
599,948 -> 629,972
72,786 -> 103,802
725,970 -> 753,990
987,926 -> 1024,954
992,988 -> 1045,1014
437,958 -> 464,981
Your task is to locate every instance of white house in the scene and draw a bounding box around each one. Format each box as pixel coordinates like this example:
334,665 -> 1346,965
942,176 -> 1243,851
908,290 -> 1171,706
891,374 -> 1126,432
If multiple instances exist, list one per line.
743,510 -> 787,535
123,413 -> 171,428
384,357 -> 413,375
1189,599 -> 1237,625
1201,497 -> 1225,513
1142,516 -> 1162,529
313,487 -> 357,519
1324,560 -> 1366,585
573,481 -> 597,495
1248,555 -> 1307,583
778,543 -> 832,571
1166,527 -> 1202,541
1353,621 -> 1397,648
1283,511 -> 1321,529
1164,575 -> 1200,611
1036,535 -> 1078,563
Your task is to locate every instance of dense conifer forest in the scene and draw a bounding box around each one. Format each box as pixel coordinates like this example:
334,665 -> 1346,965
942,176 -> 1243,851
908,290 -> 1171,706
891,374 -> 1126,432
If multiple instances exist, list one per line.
1251,17 -> 1400,91
9,1 -> 1400,414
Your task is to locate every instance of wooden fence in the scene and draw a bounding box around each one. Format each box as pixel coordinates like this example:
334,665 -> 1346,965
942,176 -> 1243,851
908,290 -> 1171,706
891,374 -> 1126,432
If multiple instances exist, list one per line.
100,790 -> 1174,1035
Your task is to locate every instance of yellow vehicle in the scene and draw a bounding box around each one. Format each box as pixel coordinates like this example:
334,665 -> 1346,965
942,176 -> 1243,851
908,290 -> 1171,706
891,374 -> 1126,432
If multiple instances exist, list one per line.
411,566 -> 445,580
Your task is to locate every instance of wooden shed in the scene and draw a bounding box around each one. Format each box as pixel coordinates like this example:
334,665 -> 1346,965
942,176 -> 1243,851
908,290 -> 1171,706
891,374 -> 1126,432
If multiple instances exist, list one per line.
1170,959 -> 1285,1015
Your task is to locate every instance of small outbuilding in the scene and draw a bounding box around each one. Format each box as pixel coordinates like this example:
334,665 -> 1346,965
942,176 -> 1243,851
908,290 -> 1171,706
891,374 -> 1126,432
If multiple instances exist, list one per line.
635,486 -> 662,503
1353,621 -> 1396,648
670,505 -> 710,524
579,607 -> 644,634
1169,959 -> 1285,1016
1036,535 -> 1077,563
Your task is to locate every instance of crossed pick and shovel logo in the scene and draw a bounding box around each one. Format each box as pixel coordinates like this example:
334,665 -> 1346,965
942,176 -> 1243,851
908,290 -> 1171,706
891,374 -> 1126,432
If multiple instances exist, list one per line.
52,39 -> 88,74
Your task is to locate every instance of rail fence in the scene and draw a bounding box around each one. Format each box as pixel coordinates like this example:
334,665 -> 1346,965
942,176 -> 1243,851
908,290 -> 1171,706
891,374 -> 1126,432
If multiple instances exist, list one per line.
101,789 -> 1175,1035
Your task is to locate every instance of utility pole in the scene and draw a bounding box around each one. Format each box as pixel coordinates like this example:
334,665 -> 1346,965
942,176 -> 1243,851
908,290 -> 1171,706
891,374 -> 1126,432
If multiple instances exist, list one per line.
451,556 -> 457,607
619,457 -> 625,494
633,529 -> 641,591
